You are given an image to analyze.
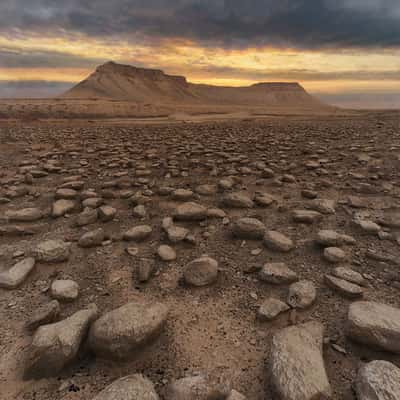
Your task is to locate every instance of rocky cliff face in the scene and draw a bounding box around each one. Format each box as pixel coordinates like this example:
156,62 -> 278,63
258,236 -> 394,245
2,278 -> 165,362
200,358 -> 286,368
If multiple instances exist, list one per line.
62,61 -> 326,109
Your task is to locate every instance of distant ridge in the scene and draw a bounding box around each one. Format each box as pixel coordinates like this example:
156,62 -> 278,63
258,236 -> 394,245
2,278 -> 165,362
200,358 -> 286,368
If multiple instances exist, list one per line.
62,61 -> 328,109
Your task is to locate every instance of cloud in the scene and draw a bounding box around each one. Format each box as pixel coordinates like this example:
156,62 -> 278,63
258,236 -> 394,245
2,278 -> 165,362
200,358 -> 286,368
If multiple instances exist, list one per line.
0,0 -> 399,49
0,80 -> 72,98
0,49 -> 107,68
194,65 -> 400,82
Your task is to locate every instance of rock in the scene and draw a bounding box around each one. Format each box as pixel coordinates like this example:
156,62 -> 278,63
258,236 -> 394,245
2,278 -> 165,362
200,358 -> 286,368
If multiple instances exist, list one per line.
292,210 -> 323,224
183,256 -> 218,287
60,180 -> 84,190
75,207 -> 98,226
354,219 -> 381,234
0,257 -> 35,289
254,193 -> 275,207
196,184 -> 217,196
157,245 -> 176,261
218,178 -> 234,190
82,197 -> 103,208
258,263 -> 298,284
227,390 -> 246,400
221,192 -> 254,208
5,208 -> 43,222
270,322 -> 332,400
165,375 -> 231,400
355,360 -> 400,400
172,188 -> 193,201
79,228 -> 105,247
55,188 -> 77,199
98,205 -> 116,222
123,225 -> 152,241
173,202 -> 207,221
316,230 -> 356,246
263,231 -> 294,252
308,198 -> 336,214
324,275 -> 363,298
206,208 -> 226,218
332,266 -> 366,286
26,300 -> 60,331
287,280 -> 316,309
89,301 -> 168,360
133,204 -> 147,218
347,301 -> 400,353
26,304 -> 98,377
52,199 -> 75,218
50,279 -> 79,302
137,259 -> 154,282
323,247 -> 347,263
301,189 -> 318,199
35,240 -> 70,263
92,374 -> 159,400
257,298 -> 290,321
232,218 -> 266,240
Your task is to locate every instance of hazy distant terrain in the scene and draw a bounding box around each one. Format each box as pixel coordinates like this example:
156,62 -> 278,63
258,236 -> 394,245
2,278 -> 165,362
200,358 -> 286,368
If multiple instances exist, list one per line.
0,61 -> 337,120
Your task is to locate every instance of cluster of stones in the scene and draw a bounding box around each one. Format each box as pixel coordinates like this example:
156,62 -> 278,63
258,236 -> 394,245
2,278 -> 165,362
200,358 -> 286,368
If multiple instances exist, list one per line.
1,120 -> 400,399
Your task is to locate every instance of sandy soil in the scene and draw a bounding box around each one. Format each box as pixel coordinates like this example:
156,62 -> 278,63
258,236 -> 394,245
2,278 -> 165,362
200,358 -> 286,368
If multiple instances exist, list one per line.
0,112 -> 399,399
0,98 -> 349,122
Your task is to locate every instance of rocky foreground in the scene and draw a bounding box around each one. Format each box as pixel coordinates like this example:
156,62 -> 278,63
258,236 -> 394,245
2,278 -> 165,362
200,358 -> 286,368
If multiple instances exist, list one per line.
0,114 -> 400,399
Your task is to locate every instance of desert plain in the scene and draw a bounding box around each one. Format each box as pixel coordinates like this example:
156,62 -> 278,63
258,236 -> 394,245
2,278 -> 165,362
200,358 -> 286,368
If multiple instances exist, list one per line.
0,62 -> 400,400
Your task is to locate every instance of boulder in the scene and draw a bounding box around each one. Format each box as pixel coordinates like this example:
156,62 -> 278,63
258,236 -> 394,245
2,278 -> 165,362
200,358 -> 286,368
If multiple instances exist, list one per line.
232,218 -> 265,240
52,199 -> 75,218
123,225 -> 152,241
34,240 -> 70,263
92,374 -> 159,400
26,304 -> 98,377
270,322 -> 332,400
183,256 -> 219,287
165,375 -> 231,400
257,298 -> 290,321
26,300 -> 60,331
0,257 -> 35,289
355,360 -> 400,400
50,279 -> 79,302
258,263 -> 298,285
263,231 -> 294,252
287,280 -> 316,309
347,301 -> 400,353
5,208 -> 43,222
221,192 -> 254,208
173,202 -> 207,221
78,228 -> 105,247
89,301 -> 168,360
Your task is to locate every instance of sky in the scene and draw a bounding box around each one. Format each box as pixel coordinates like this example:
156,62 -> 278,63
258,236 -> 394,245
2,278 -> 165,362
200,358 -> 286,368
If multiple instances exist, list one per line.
0,0 -> 400,108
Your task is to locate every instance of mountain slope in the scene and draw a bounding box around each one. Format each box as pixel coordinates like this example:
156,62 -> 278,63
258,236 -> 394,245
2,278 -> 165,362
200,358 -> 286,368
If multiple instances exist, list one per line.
62,61 -> 327,109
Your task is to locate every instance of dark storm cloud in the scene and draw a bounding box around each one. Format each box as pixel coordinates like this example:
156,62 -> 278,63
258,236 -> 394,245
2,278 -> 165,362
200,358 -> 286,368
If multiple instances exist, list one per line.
0,49 -> 107,68
0,81 -> 73,98
198,65 -> 400,82
0,0 -> 400,49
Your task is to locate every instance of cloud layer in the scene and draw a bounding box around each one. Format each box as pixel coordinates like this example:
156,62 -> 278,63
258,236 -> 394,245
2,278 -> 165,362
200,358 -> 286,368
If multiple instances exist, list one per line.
1,0 -> 400,49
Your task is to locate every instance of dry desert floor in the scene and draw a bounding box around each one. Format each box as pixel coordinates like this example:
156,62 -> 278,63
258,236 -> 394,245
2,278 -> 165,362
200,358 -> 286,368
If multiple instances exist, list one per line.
0,112 -> 400,399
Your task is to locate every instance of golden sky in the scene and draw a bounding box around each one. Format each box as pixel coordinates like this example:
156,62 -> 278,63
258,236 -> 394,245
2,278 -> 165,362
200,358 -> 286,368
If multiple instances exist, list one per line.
0,0 -> 399,106
1,34 -> 400,94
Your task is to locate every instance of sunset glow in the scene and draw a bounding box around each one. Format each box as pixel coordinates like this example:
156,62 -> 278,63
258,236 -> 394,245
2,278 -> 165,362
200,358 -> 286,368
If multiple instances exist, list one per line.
1,0 -> 399,107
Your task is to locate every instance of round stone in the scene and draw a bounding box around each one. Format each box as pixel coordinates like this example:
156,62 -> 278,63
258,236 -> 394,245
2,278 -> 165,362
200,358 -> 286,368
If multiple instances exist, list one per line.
232,217 -> 266,240
50,279 -> 79,302
323,247 -> 346,263
287,280 -> 316,309
263,231 -> 294,252
183,256 -> 218,286
157,245 -> 176,261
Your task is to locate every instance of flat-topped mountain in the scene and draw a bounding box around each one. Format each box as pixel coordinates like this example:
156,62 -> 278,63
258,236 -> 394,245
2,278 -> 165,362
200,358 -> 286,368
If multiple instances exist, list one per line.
62,61 -> 327,109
